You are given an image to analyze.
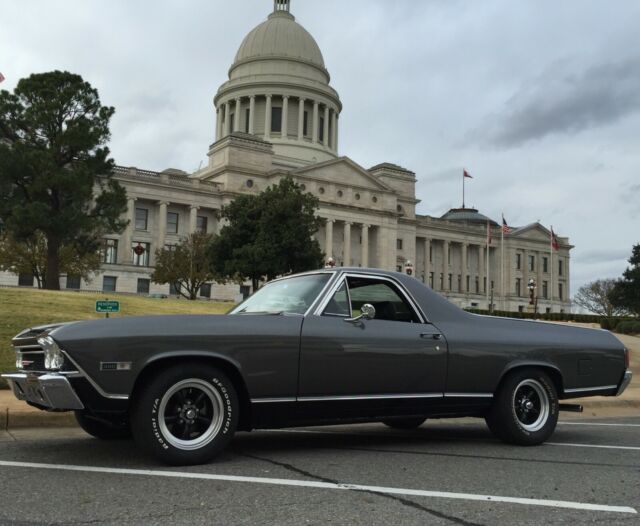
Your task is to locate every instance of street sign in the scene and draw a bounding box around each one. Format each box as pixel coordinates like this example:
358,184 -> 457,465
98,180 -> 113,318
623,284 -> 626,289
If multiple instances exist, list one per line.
96,300 -> 120,314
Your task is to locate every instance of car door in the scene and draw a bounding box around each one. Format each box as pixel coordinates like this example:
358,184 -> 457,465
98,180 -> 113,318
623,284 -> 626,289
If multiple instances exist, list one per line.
298,274 -> 447,416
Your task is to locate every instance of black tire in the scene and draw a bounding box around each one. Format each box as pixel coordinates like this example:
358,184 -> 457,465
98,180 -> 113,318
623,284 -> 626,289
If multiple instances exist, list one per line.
382,417 -> 427,429
74,411 -> 131,440
485,368 -> 559,446
130,363 -> 239,465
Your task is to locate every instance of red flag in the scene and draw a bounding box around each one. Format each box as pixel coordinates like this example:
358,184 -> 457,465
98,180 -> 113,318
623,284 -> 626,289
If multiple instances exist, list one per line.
0,72 -> 5,83
463,169 -> 472,179
551,227 -> 559,251
501,214 -> 511,234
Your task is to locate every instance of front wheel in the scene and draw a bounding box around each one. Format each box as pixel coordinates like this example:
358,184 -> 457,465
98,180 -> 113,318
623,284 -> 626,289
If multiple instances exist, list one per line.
131,364 -> 239,465
486,368 -> 558,445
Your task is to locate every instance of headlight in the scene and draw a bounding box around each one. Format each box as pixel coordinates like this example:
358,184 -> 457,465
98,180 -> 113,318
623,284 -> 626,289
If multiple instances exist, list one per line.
37,336 -> 65,370
15,351 -> 24,369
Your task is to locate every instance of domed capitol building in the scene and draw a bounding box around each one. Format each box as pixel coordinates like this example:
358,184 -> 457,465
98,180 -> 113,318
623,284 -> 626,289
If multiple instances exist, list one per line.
2,0 -> 572,312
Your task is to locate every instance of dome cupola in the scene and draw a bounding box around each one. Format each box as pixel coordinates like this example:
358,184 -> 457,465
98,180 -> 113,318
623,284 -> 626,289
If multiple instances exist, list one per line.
213,0 -> 342,168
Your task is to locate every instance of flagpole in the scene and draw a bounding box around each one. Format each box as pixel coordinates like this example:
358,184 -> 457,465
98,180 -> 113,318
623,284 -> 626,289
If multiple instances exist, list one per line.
501,217 -> 505,311
486,221 -> 490,308
550,225 -> 554,312
462,171 -> 465,208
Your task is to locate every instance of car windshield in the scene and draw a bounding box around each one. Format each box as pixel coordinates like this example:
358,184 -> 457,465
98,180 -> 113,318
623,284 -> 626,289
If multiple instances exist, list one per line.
230,274 -> 331,315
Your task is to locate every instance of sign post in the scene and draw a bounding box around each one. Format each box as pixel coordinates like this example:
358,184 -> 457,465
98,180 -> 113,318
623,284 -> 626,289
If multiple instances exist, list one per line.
96,299 -> 120,318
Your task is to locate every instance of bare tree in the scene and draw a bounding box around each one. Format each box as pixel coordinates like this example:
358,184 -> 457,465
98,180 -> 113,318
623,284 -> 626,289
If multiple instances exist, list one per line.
573,279 -> 627,316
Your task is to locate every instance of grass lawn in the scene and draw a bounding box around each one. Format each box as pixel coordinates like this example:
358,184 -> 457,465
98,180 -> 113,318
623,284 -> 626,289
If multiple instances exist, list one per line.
0,287 -> 234,388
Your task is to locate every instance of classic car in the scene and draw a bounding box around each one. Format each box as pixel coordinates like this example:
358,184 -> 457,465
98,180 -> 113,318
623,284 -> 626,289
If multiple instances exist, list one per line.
2,268 -> 632,465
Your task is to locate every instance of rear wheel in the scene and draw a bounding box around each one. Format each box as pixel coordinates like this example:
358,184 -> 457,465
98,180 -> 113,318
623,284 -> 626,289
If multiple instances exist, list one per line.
486,368 -> 558,445
131,363 -> 238,465
74,411 -> 131,440
382,417 -> 427,429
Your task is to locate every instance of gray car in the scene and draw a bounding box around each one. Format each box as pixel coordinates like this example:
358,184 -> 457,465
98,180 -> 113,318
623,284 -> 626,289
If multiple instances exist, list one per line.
2,268 -> 632,465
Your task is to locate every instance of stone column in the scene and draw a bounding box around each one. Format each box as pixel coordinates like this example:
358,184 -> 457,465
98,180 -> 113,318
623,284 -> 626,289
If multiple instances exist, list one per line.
248,96 -> 256,134
157,202 -> 168,250
298,98 -> 306,140
323,105 -> 330,146
331,110 -> 338,151
120,197 -> 136,264
361,224 -> 369,267
189,206 -> 199,234
522,249 -> 528,298
325,219 -> 334,259
536,250 -> 543,302
424,238 -> 431,284
461,242 -> 468,293
215,108 -> 222,141
343,222 -> 352,266
442,240 -> 449,290
264,95 -> 272,140
479,244 -> 486,293
282,96 -> 289,137
223,102 -> 231,136
312,101 -> 319,143
234,98 -> 241,133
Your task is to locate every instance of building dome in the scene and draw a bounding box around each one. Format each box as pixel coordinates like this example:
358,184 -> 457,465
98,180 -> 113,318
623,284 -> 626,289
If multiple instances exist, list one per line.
441,207 -> 499,227
233,11 -> 326,73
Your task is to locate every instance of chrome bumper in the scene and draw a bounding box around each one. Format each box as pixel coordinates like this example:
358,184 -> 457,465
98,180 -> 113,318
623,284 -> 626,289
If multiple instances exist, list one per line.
1,373 -> 84,410
616,370 -> 632,397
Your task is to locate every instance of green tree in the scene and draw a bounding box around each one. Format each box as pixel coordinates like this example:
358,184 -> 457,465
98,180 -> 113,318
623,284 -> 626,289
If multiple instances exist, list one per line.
152,232 -> 218,300
572,278 -> 627,317
0,70 -> 127,290
209,177 -> 324,291
0,231 -> 102,288
610,244 -> 640,316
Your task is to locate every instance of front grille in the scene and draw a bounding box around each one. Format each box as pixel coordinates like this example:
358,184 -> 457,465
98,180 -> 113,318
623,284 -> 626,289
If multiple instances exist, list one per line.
15,346 -> 76,373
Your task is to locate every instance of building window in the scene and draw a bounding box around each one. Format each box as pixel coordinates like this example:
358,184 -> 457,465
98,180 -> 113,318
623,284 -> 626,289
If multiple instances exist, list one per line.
516,278 -> 521,297
103,239 -> 118,264
135,208 -> 148,231
132,242 -> 150,266
303,111 -> 309,136
518,305 -> 524,313
66,275 -> 81,290
164,244 -> 177,252
429,272 -> 434,288
200,283 -> 212,298
475,276 -> 480,294
516,253 -> 522,270
137,278 -> 150,294
271,107 -> 282,132
543,257 -> 548,273
167,212 -> 179,234
542,281 -> 548,299
170,281 -> 180,296
396,239 -> 403,250
197,216 -> 208,233
546,307 -> 551,314
448,245 -> 451,264
457,274 -> 462,292
429,245 -> 433,263
559,259 -> 564,276
245,108 -> 250,133
319,116 -> 325,142
396,265 -> 402,272
103,276 -> 117,292
559,283 -> 564,300
466,275 -> 470,292
528,255 -> 535,272
448,273 -> 453,290
240,285 -> 251,300
18,273 -> 34,287
483,277 -> 487,293
439,273 -> 444,289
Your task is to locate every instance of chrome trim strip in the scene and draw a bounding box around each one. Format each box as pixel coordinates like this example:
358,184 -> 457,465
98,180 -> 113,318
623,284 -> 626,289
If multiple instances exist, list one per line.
564,385 -> 618,394
250,397 -> 297,404
616,371 -> 632,397
444,393 -> 494,398
62,351 -> 129,400
298,393 -> 443,402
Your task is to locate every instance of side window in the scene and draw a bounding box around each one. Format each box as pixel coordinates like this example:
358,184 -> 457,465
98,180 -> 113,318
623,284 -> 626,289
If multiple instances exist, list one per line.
347,277 -> 420,323
323,280 -> 351,317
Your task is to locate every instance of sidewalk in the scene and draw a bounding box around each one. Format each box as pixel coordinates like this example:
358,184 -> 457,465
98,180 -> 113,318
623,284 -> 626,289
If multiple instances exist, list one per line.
2,385 -> 638,430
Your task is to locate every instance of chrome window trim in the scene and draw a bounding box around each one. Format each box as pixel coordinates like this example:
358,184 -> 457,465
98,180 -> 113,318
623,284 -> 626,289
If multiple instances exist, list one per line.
62,351 -> 129,400
564,385 -> 617,394
313,271 -> 427,323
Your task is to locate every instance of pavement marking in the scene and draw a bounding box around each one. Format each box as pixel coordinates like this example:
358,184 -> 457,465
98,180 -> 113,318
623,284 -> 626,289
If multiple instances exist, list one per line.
547,442 -> 640,451
0,460 -> 635,515
559,422 -> 640,428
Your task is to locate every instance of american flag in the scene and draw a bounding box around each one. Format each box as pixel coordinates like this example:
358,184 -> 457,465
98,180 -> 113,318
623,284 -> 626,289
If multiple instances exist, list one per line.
463,169 -> 473,179
501,214 -> 511,234
551,227 -> 560,251
0,72 -> 5,83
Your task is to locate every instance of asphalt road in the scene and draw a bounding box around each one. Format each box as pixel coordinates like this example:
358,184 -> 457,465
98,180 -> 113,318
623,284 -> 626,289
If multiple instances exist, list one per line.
0,417 -> 639,526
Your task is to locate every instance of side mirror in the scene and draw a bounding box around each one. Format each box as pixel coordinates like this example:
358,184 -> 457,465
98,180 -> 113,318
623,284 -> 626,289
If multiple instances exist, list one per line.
344,303 -> 376,323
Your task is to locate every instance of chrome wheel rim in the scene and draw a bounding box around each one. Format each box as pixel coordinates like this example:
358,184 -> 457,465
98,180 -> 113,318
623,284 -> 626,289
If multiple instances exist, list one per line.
158,379 -> 224,450
512,379 -> 549,432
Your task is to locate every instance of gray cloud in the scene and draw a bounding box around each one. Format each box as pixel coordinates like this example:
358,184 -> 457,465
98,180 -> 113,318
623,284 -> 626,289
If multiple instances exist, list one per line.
577,249 -> 630,265
480,57 -> 640,148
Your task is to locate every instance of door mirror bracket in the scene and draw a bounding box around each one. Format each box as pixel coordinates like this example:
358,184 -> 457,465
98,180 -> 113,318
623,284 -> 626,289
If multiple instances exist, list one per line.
344,303 -> 376,323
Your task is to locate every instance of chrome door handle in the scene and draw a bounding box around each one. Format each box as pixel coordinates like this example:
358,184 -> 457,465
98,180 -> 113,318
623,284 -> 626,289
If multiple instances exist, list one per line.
421,333 -> 442,340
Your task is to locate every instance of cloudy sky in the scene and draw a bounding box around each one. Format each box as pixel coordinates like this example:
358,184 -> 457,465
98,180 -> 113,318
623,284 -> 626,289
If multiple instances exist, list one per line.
1,0 -> 639,295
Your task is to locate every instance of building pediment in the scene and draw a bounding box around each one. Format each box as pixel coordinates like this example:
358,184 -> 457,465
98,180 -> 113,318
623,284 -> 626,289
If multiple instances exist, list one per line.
510,223 -> 553,242
291,157 -> 394,193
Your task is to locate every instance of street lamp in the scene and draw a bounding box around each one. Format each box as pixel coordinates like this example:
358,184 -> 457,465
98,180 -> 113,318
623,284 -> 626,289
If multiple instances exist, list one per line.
404,260 -> 414,276
528,278 -> 538,316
